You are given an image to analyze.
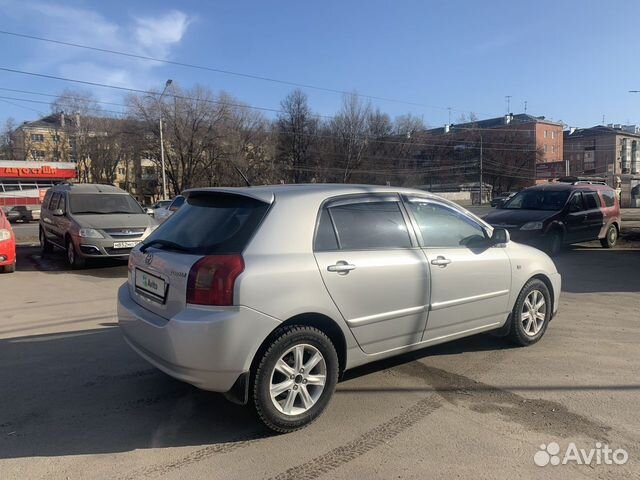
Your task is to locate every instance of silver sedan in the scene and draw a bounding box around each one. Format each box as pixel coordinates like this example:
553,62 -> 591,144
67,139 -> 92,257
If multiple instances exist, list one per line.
118,184 -> 561,432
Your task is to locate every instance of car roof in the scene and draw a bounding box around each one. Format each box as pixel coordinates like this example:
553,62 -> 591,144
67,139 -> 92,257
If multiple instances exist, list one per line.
51,183 -> 128,194
185,183 -> 446,204
522,182 -> 613,192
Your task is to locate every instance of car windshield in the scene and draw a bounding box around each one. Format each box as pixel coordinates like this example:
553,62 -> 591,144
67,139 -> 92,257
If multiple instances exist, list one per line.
69,194 -> 144,215
502,190 -> 570,211
143,192 -> 270,254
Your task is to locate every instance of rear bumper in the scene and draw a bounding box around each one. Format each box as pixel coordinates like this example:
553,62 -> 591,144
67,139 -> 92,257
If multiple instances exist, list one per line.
117,284 -> 281,392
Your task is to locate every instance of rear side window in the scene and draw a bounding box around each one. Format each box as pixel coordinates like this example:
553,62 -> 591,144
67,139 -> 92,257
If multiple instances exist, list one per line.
583,191 -> 601,210
146,193 -> 270,254
328,201 -> 412,250
601,190 -> 616,208
314,209 -> 339,251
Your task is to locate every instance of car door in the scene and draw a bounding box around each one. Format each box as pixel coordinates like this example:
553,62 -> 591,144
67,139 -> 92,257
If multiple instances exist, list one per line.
564,192 -> 588,243
314,195 -> 430,355
582,191 -> 604,240
402,196 -> 511,341
42,191 -> 63,246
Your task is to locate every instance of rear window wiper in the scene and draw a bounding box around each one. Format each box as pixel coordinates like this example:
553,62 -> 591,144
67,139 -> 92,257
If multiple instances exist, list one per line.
140,239 -> 190,253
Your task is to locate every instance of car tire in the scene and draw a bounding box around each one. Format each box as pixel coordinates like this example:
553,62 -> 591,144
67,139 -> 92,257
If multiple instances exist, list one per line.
2,261 -> 15,273
252,325 -> 339,433
508,279 -> 552,347
600,224 -> 618,248
66,239 -> 86,269
545,230 -> 562,256
40,229 -> 53,254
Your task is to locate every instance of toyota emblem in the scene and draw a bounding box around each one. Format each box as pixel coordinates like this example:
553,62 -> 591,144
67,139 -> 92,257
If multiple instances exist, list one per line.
144,252 -> 154,265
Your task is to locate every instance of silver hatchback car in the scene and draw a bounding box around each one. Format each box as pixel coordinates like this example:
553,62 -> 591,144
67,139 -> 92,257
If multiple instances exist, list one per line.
118,185 -> 561,432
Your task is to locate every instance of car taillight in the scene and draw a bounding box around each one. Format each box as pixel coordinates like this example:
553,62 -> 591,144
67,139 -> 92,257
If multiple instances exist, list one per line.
187,255 -> 244,306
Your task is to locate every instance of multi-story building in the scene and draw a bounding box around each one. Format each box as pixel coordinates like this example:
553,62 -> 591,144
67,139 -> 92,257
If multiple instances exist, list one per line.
12,112 -> 76,163
564,124 -> 640,207
421,113 -> 565,194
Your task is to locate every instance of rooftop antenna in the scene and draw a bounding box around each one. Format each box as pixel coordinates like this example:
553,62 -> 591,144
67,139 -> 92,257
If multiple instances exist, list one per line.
602,114 -> 605,124
447,107 -> 452,124
524,100 -> 528,113
505,95 -> 512,113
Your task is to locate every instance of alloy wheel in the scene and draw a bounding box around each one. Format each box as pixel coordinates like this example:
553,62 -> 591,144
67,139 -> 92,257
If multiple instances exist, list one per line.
269,344 -> 327,416
521,289 -> 546,336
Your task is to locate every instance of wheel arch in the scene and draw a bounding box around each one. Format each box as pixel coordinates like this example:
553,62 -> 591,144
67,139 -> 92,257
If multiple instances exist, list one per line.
250,312 -> 347,378
529,273 -> 555,314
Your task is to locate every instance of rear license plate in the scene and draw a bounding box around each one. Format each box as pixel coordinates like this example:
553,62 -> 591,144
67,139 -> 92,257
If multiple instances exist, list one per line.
135,269 -> 166,302
113,241 -> 139,249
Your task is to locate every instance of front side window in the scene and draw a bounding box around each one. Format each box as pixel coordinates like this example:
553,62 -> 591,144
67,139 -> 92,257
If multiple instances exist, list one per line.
328,201 -> 411,250
406,200 -> 486,248
568,193 -> 584,212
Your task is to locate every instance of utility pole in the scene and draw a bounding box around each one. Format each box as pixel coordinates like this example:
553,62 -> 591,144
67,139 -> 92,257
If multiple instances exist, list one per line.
479,132 -> 483,205
158,79 -> 172,200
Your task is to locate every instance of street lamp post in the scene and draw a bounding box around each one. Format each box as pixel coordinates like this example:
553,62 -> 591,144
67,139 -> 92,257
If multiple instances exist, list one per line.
158,79 -> 172,200
479,132 -> 483,205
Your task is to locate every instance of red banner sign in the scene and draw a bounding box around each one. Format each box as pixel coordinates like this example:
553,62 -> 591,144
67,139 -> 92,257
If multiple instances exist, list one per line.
0,165 -> 76,179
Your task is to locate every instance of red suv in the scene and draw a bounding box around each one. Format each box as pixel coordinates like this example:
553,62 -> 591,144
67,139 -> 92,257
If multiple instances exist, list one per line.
0,208 -> 16,273
485,180 -> 621,256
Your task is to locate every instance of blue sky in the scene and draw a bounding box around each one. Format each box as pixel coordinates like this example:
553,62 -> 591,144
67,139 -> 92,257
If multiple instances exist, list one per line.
0,0 -> 639,128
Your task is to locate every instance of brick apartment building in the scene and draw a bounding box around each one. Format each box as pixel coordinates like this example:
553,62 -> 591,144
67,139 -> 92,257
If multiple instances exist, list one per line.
421,113 -> 565,193
564,124 -> 640,207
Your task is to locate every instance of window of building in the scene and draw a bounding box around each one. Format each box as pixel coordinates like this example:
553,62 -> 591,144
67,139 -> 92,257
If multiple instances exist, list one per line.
544,130 -> 548,138
118,168 -> 126,175
53,135 -> 61,142
551,131 -> 555,139
543,145 -> 548,153
552,145 -> 556,153
30,133 -> 44,142
30,150 -> 46,159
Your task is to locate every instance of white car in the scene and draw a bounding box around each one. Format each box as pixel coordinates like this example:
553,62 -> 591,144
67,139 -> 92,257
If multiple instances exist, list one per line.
153,195 -> 184,223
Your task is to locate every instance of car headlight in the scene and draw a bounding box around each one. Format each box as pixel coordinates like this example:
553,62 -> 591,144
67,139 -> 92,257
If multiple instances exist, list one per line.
520,221 -> 544,231
79,228 -> 104,239
0,229 -> 11,241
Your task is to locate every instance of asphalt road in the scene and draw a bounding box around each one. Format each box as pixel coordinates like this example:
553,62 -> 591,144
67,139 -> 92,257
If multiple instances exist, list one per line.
0,245 -> 639,479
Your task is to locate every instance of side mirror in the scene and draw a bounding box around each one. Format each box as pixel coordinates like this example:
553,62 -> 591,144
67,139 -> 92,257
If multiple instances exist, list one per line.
491,227 -> 510,245
52,209 -> 64,216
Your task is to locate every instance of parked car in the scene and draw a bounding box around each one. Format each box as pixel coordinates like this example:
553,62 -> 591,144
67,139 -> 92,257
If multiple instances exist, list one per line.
6,205 -> 34,223
39,183 -> 159,268
0,207 -> 16,273
151,200 -> 172,210
119,184 -> 561,433
153,195 -> 185,223
484,181 -> 621,256
490,192 -> 517,208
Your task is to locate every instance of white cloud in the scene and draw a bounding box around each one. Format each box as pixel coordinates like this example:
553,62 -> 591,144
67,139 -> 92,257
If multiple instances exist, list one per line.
1,1 -> 191,104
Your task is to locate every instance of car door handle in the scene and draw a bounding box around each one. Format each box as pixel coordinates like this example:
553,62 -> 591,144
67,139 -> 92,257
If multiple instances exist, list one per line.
327,261 -> 356,274
431,256 -> 452,267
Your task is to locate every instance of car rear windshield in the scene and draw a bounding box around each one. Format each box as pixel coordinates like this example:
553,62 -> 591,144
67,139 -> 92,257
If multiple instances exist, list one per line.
143,192 -> 270,254
69,194 -> 144,215
502,189 -> 570,211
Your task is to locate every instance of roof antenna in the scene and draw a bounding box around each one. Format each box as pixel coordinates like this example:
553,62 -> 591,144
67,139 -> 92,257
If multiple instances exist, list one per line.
524,100 -> 527,113
230,160 -> 251,187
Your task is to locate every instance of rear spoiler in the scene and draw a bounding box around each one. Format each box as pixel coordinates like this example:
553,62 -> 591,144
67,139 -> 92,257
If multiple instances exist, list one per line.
183,187 -> 275,204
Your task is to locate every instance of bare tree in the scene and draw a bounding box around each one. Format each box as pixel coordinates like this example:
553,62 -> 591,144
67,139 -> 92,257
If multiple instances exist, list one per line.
127,83 -> 230,194
0,118 -> 17,159
276,89 -> 318,183
50,89 -> 102,117
329,92 -> 371,182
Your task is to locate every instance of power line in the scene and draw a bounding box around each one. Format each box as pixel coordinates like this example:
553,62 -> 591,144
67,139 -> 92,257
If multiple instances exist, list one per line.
0,29 -> 488,116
